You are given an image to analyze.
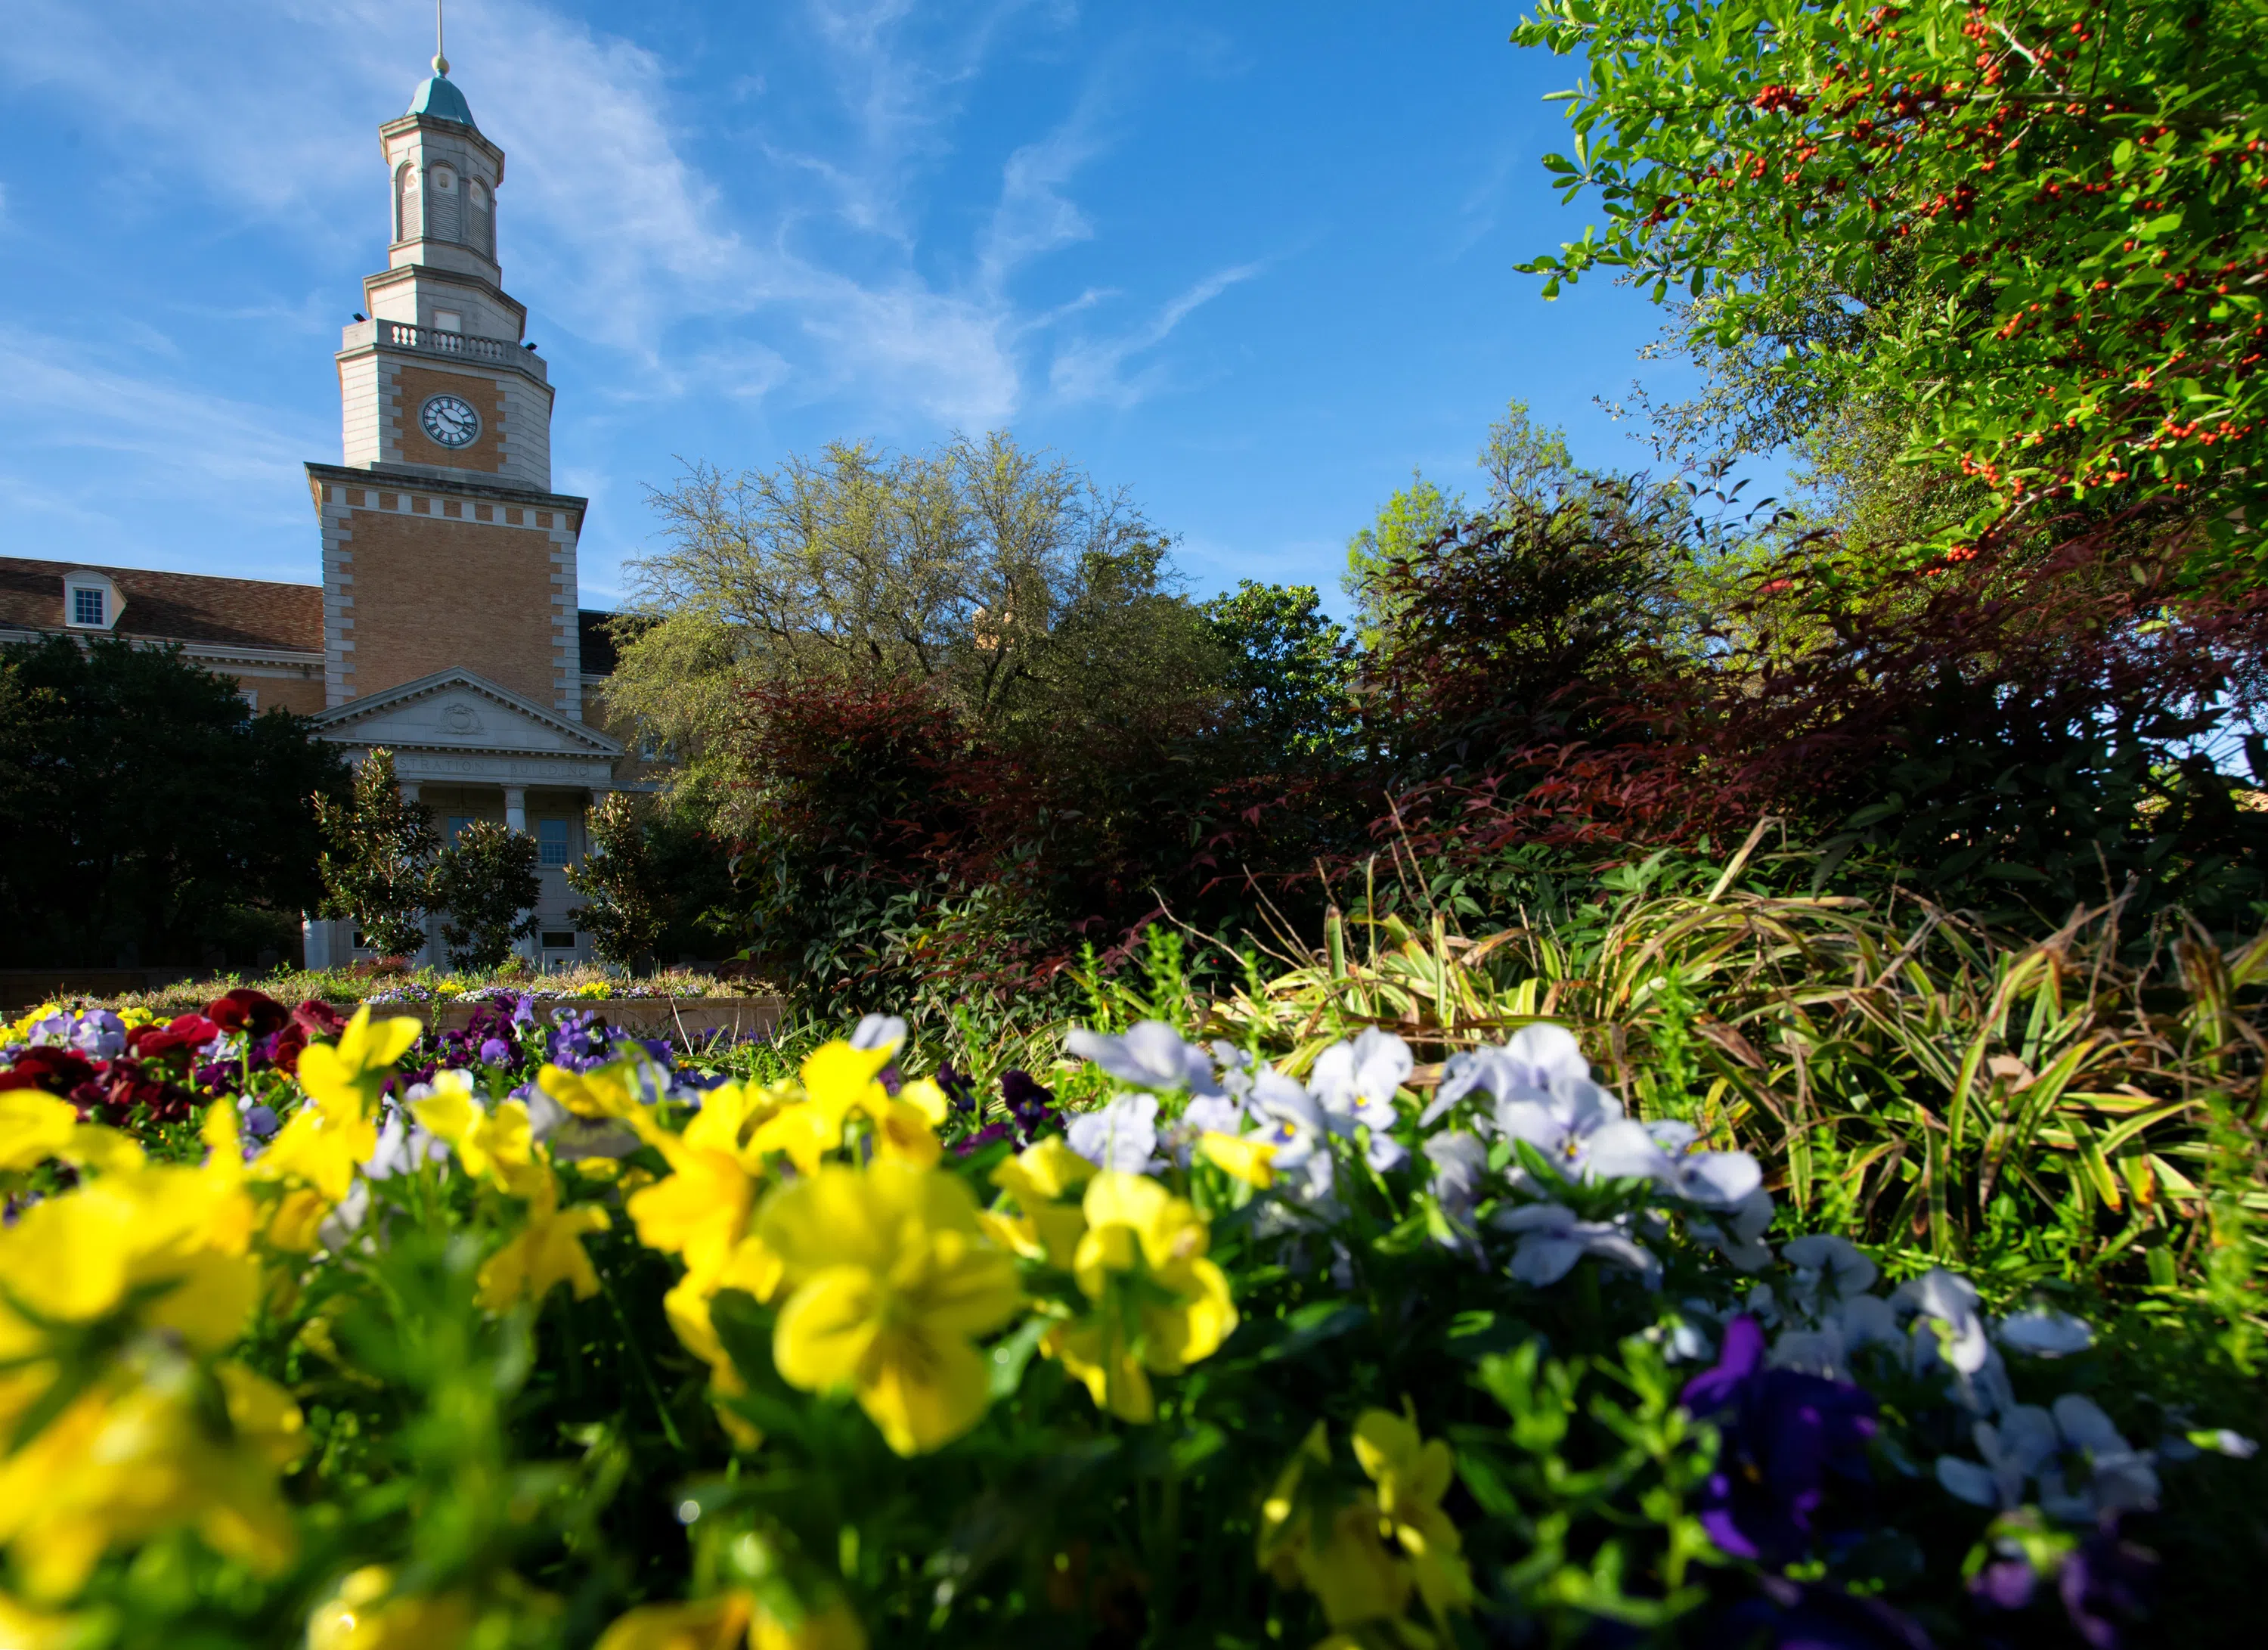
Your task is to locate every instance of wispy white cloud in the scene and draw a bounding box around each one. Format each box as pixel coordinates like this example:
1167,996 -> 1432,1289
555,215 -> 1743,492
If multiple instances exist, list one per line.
1049,262 -> 1263,408
0,327 -> 321,575
0,0 -> 1263,474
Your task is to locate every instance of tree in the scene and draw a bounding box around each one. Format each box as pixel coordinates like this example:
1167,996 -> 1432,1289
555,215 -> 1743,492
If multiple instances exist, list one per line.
565,793 -> 738,973
1517,0 -> 2268,575
0,636 -> 346,968
429,820 -> 541,972
1344,471 -> 1463,644
314,748 -> 436,960
603,432 -> 1225,835
1199,582 -> 1356,756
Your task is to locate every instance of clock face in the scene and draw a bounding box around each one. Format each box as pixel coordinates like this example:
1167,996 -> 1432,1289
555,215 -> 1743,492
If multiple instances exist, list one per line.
420,393 -> 481,448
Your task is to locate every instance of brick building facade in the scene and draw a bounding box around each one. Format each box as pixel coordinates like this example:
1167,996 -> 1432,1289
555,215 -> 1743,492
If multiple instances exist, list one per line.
0,54 -> 649,971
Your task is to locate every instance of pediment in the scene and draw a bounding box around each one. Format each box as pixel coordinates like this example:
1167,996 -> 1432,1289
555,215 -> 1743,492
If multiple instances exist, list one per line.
311,669 -> 623,759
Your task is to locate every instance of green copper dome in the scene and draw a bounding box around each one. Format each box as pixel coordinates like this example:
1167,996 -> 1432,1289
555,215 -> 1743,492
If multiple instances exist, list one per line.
407,72 -> 477,129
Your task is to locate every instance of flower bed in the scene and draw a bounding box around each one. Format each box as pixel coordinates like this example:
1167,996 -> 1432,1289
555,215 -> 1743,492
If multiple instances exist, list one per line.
39,961 -> 765,1020
0,989 -> 2258,1646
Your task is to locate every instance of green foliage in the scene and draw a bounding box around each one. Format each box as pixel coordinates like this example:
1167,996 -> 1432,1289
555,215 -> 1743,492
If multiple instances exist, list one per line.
1198,579 -> 1356,756
1344,468 -> 1464,642
564,794 -> 736,975
603,432 -> 1225,836
0,634 -> 345,968
429,820 -> 542,972
314,748 -> 437,959
1517,0 -> 2268,572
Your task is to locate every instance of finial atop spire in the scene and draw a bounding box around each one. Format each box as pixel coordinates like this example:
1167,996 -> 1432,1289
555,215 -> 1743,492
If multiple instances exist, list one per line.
432,0 -> 448,76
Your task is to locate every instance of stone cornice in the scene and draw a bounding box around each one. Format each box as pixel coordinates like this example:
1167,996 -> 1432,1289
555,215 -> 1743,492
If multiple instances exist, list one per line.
378,111 -> 507,177
303,462 -> 587,516
361,263 -> 527,331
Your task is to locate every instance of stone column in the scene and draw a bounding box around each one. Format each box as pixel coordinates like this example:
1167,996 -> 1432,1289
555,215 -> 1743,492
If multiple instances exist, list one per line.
502,786 -> 534,965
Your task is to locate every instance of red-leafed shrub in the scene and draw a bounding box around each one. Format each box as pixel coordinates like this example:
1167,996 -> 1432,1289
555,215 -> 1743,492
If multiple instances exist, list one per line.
1356,489 -> 2268,929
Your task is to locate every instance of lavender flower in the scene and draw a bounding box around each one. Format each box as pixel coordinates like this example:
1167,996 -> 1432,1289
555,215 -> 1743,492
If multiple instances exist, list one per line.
1065,1092 -> 1160,1173
1308,1028 -> 1411,1171
850,1013 -> 908,1053
1496,1202 -> 1660,1287
1245,1064 -> 1340,1204
1064,1021 -> 1221,1094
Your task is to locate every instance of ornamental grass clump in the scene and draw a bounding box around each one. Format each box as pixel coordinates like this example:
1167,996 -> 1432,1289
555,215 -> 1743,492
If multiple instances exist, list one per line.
0,969 -> 2262,1645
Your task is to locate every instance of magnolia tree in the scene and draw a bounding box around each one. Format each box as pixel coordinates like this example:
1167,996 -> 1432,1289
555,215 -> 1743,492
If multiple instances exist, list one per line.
428,820 -> 541,972
312,748 -> 435,959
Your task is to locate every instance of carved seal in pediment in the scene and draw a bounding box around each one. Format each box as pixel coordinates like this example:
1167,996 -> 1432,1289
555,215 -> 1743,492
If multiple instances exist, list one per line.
437,699 -> 485,737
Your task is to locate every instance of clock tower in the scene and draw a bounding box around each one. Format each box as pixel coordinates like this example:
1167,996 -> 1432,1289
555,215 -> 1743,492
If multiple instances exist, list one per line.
304,44 -> 591,718
298,42 -> 627,972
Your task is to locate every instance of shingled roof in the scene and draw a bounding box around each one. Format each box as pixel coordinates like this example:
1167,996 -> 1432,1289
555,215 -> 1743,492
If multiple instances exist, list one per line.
0,557 -> 323,654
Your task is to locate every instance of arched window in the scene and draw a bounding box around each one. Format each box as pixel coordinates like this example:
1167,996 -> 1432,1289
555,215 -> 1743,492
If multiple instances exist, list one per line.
429,164 -> 460,243
394,162 -> 419,241
466,177 -> 491,256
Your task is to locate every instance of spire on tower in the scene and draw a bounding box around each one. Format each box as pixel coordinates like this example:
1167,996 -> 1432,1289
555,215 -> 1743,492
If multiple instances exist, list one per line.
406,1 -> 476,129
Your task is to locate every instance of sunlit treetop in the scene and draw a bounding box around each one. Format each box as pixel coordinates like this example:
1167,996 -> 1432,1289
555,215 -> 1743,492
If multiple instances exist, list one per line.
1517,0 -> 2268,573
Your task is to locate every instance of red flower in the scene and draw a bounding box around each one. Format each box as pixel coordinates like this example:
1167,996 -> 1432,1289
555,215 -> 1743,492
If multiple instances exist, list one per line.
127,1014 -> 224,1061
292,1000 -> 350,1039
206,988 -> 290,1037
81,1056 -> 192,1125
268,1022 -> 311,1075
0,1045 -> 98,1096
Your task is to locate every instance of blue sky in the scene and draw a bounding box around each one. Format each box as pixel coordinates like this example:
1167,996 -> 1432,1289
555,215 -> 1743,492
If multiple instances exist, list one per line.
0,2 -> 1699,616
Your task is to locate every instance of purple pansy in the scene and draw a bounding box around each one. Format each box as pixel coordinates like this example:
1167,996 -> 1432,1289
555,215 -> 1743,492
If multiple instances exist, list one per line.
1682,1314 -> 1879,1566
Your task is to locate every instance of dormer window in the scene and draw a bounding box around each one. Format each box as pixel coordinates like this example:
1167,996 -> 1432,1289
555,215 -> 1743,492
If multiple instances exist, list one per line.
63,572 -> 119,631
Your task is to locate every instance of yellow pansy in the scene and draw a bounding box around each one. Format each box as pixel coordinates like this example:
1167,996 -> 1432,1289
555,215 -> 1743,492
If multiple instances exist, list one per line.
1198,1131 -> 1278,1189
869,1099 -> 941,1168
993,1136 -> 1098,1205
257,1007 -> 414,1203
896,1077 -> 950,1125
758,1162 -> 1023,1456
414,1084 -> 544,1197
538,1056 -> 652,1120
306,1566 -> 475,1650
0,1148 -> 259,1359
798,1040 -> 896,1125
476,1176 -> 612,1311
0,1593 -> 77,1649
1352,1404 -> 1473,1617
63,1123 -> 147,1176
265,1186 -> 332,1254
981,1138 -> 1097,1267
594,1590 -> 866,1650
745,1041 -> 896,1175
1254,1423 -> 1414,1634
298,1005 -> 423,1120
627,1081 -> 778,1289
594,1591 -> 751,1650
1048,1172 -> 1237,1423
0,1350 -> 303,1602
0,1090 -> 77,1173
